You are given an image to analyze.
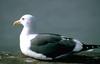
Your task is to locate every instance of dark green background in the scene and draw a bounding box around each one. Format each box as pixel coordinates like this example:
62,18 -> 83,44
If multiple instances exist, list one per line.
0,0 -> 100,52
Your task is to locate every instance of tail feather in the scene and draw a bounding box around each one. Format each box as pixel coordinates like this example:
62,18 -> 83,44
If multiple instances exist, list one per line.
82,44 -> 100,51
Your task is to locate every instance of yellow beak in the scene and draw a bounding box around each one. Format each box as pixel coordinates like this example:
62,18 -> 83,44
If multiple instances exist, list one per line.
13,20 -> 21,26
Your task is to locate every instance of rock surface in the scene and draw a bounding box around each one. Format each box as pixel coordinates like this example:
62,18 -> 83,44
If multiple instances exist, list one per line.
0,49 -> 100,64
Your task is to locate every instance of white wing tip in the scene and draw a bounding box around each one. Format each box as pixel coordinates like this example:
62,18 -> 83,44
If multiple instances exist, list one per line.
87,49 -> 94,52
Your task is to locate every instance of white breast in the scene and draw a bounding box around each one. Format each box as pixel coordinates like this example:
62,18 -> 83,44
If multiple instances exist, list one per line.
20,34 -> 38,53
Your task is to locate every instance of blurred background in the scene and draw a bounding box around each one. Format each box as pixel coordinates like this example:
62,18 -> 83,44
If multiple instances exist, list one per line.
0,0 -> 100,52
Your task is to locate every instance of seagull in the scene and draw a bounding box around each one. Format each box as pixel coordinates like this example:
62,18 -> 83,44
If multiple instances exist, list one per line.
13,14 -> 100,60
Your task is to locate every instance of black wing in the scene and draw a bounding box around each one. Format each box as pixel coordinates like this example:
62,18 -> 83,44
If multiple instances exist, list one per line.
30,34 -> 75,58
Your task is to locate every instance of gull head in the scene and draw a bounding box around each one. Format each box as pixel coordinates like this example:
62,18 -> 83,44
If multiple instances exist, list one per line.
13,14 -> 35,27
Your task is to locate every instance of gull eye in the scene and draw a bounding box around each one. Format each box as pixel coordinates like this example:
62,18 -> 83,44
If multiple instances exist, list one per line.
22,18 -> 25,20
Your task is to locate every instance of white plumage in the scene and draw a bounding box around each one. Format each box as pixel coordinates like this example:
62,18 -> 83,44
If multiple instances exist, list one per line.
13,14 -> 98,60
